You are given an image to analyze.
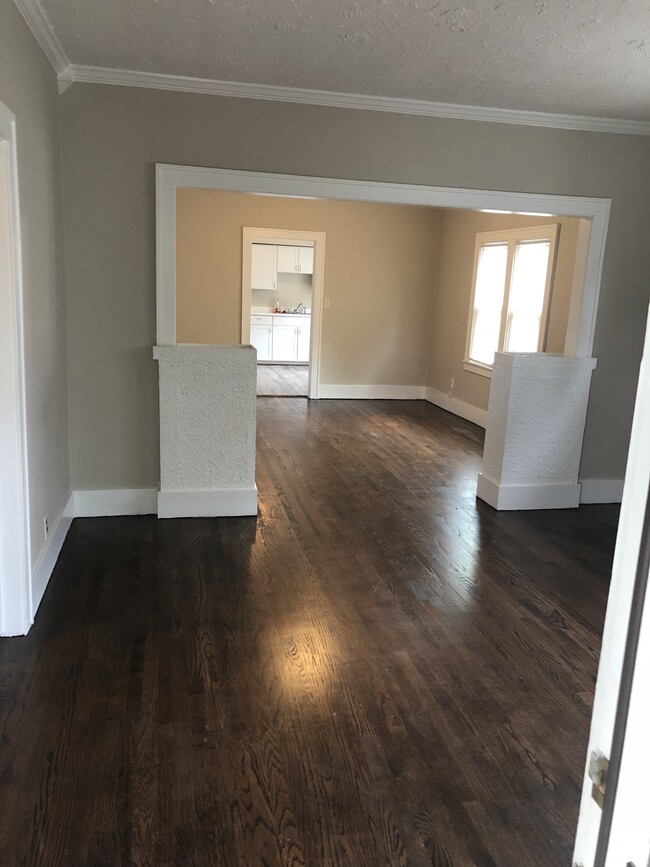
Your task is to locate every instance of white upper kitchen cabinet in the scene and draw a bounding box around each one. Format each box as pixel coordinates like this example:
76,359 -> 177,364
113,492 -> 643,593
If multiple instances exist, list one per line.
251,244 -> 277,291
276,245 -> 297,274
277,245 -> 314,275
298,246 -> 314,275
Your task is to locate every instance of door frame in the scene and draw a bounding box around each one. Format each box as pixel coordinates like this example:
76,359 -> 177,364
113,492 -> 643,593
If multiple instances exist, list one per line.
573,304 -> 650,867
0,101 -> 31,637
241,227 -> 325,399
155,164 -> 610,362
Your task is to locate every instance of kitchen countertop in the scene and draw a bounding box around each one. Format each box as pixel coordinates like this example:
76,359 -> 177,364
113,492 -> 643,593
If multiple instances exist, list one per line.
251,309 -> 311,317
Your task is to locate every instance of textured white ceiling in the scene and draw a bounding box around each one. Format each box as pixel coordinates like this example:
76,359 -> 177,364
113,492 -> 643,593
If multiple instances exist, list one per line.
42,0 -> 650,120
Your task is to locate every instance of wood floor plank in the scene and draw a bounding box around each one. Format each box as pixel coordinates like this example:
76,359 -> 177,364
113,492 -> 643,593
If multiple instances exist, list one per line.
0,398 -> 618,866
257,365 -> 308,397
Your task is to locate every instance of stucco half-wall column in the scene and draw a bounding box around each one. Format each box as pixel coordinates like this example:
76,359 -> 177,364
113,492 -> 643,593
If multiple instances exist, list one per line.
477,353 -> 597,510
153,345 -> 257,517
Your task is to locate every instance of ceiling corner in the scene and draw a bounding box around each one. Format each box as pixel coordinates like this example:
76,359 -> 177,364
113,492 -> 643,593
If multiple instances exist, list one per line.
13,0 -> 69,75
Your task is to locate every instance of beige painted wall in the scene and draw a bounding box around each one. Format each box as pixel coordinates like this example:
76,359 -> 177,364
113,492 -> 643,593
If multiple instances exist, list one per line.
0,5 -> 70,564
59,84 -> 650,487
428,211 -> 580,410
176,188 -> 442,386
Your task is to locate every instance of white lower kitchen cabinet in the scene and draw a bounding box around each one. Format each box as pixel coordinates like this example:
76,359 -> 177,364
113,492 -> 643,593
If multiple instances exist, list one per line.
271,324 -> 297,361
250,314 -> 311,363
250,324 -> 273,361
296,325 -> 311,362
250,315 -> 273,361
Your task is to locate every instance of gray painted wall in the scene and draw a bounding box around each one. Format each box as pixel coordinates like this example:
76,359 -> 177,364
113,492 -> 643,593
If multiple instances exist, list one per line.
0,5 -> 70,564
59,84 -> 650,488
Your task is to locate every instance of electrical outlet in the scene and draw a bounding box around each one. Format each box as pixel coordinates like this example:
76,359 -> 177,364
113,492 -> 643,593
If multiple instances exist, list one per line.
448,378 -> 454,398
43,515 -> 49,540
324,298 -> 331,309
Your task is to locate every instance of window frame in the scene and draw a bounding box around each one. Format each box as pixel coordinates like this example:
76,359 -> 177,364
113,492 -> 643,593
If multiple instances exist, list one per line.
464,223 -> 560,378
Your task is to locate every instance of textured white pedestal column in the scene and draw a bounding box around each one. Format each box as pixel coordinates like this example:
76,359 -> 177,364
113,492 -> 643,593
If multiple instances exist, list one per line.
153,345 -> 257,517
477,353 -> 597,510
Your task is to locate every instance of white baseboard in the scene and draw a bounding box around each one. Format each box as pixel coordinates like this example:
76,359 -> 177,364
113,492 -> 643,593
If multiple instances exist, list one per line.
476,473 -> 581,510
72,486 -> 258,518
579,478 -> 625,504
317,384 -> 427,400
314,384 -> 489,434
424,387 -> 488,429
31,492 -> 74,619
74,488 -> 158,517
157,487 -> 258,518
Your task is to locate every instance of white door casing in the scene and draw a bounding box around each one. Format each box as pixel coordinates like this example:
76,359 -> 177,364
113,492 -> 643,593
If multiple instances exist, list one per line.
573,304 -> 650,867
0,101 -> 31,637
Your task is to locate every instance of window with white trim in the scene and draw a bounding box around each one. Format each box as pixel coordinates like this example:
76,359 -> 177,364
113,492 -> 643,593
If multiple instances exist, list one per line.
464,224 -> 559,376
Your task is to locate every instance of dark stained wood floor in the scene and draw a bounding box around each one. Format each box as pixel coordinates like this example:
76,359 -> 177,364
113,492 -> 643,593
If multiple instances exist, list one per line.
0,400 -> 619,867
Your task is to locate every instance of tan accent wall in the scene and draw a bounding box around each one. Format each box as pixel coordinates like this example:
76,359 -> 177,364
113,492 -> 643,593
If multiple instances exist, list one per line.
176,188 -> 442,386
0,4 -> 70,563
428,211 -> 580,410
60,84 -> 650,486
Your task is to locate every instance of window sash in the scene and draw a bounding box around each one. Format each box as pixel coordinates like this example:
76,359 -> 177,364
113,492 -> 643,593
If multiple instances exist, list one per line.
465,225 -> 558,372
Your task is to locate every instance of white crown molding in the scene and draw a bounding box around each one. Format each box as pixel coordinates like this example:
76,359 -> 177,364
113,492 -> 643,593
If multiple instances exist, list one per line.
59,64 -> 650,136
13,0 -> 69,74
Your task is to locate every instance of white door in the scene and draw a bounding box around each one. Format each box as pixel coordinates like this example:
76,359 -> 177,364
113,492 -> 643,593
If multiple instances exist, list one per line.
277,245 -> 298,273
250,325 -> 272,361
573,304 -> 650,867
272,324 -> 297,361
298,246 -> 314,275
251,244 -> 277,291
296,324 -> 311,362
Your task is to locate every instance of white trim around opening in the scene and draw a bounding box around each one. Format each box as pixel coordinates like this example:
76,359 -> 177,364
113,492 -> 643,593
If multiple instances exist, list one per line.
0,101 -> 31,637
155,164 -> 610,365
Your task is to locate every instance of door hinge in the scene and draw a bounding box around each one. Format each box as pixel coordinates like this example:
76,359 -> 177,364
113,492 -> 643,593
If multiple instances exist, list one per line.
588,750 -> 609,809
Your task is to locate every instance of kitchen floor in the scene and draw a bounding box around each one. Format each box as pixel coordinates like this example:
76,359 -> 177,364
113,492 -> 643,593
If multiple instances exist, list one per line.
257,364 -> 308,396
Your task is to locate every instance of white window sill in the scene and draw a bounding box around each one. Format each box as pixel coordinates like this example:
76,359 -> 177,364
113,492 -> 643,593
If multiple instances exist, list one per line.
463,360 -> 493,378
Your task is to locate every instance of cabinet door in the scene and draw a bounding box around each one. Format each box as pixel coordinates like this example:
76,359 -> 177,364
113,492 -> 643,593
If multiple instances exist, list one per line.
250,325 -> 273,361
251,244 -> 277,290
277,245 -> 298,273
298,246 -> 314,275
296,324 -> 311,362
272,324 -> 298,361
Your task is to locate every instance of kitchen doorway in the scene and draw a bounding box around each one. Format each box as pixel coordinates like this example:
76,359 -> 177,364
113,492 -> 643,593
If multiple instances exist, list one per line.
241,227 -> 326,399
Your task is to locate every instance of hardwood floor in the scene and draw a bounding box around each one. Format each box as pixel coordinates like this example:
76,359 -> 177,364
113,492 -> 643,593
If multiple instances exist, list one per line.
0,399 -> 618,866
257,364 -> 308,396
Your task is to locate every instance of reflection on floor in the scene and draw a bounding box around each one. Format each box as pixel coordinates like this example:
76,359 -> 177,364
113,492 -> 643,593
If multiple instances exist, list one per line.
257,363 -> 308,396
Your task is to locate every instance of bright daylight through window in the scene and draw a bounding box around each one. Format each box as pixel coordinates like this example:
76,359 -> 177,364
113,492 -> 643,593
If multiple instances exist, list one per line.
465,224 -> 559,375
